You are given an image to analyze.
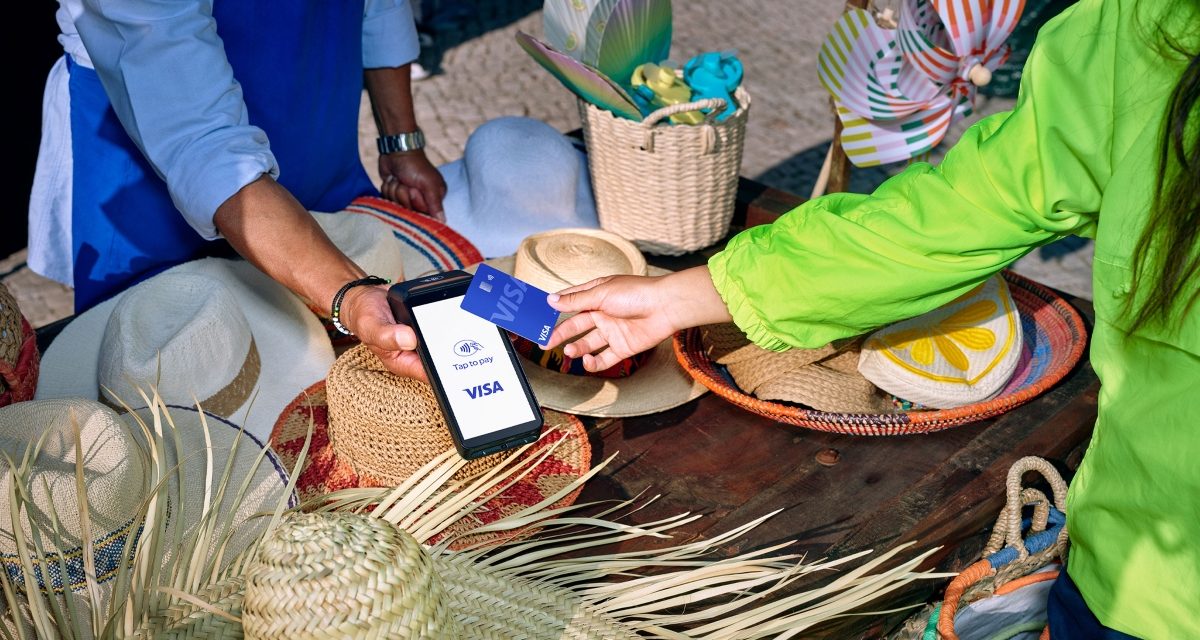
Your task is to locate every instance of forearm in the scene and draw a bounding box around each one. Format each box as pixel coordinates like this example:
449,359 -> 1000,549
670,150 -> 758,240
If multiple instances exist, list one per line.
663,266 -> 733,330
214,175 -> 364,312
364,66 -> 419,135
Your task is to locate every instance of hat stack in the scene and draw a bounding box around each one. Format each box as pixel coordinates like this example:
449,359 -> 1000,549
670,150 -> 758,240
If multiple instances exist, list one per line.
0,282 -> 39,408
701,323 -> 894,413
477,228 -> 706,418
35,258 -> 334,441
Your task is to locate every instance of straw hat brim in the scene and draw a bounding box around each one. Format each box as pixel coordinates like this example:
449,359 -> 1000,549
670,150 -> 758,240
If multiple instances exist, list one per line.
674,271 -> 1089,435
268,380 -> 592,549
35,258 -> 335,443
469,256 -> 707,418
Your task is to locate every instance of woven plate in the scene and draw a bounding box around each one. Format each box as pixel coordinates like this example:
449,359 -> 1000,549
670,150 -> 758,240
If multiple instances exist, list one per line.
673,271 -> 1089,435
269,381 -> 592,548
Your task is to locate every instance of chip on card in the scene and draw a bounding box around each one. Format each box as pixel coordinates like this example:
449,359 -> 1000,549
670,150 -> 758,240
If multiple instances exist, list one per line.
461,263 -> 561,347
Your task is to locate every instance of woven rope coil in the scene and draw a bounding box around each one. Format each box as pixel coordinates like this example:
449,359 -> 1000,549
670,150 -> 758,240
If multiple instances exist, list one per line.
579,85 -> 751,256
326,344 -> 502,484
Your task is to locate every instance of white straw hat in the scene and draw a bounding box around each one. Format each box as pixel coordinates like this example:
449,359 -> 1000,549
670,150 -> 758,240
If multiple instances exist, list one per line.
440,117 -> 599,258
35,258 -> 335,441
0,398 -> 292,635
858,274 -> 1023,409
473,229 -> 706,418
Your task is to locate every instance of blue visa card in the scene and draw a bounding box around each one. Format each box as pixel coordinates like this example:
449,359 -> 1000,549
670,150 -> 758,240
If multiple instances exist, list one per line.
461,263 -> 561,347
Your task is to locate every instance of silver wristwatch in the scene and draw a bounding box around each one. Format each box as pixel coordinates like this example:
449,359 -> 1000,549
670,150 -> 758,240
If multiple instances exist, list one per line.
376,129 -> 426,155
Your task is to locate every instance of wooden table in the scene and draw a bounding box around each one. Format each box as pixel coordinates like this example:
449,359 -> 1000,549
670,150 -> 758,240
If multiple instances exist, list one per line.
571,178 -> 1099,638
33,178 -> 1098,638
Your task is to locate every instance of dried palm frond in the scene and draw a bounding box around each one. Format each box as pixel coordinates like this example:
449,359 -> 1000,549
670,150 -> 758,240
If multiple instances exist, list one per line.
3,387 -> 952,639
1,387 -> 304,640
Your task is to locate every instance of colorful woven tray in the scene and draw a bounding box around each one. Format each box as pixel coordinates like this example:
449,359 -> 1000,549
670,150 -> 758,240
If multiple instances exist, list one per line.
673,271 -> 1089,436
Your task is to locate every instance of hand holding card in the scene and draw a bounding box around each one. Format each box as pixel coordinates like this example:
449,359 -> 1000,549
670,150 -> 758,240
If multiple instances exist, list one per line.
461,263 -> 562,347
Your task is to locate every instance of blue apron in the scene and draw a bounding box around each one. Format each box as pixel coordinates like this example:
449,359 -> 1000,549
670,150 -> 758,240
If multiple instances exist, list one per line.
70,0 -> 377,312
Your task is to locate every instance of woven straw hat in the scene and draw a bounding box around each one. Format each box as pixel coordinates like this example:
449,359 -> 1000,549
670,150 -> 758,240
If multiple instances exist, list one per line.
0,398 -> 292,634
325,343 -> 505,484
858,274 -> 1023,409
35,258 -> 334,441
474,229 -> 706,418
439,117 -> 600,258
701,323 -> 894,414
0,283 -> 39,408
241,511 -> 641,639
269,345 -> 591,549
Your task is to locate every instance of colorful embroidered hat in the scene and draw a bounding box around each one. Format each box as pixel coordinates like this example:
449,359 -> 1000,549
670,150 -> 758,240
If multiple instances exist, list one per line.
35,258 -> 335,442
0,283 -> 39,408
857,274 -> 1023,409
475,229 -> 706,418
341,196 -> 484,278
269,344 -> 590,549
0,398 -> 291,634
439,117 -> 600,258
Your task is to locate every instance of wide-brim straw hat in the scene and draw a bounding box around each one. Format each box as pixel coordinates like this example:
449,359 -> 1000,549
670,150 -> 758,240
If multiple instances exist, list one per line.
439,116 -> 599,259
472,229 -> 706,418
0,397 -> 291,634
0,283 -> 39,408
269,344 -> 591,549
35,257 -> 334,442
675,271 -> 1089,435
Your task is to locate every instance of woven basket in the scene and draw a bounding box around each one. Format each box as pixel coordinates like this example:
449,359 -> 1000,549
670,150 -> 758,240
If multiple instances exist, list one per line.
674,271 -> 1089,435
579,85 -> 751,256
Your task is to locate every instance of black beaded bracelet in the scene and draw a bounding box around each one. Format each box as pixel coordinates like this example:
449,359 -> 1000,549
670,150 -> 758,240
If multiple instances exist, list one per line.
331,276 -> 391,336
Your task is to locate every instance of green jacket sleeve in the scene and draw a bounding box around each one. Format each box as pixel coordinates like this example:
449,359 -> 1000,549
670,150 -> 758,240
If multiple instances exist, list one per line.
709,0 -> 1117,351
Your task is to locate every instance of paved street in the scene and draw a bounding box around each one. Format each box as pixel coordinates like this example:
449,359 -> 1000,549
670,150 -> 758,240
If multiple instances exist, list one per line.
9,0 -> 1091,328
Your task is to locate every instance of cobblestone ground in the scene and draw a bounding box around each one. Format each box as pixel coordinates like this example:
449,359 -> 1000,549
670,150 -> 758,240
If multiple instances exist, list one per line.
9,0 -> 1091,328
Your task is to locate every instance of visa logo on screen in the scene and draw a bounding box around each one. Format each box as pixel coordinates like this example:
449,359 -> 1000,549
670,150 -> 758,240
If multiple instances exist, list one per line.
464,380 -> 505,399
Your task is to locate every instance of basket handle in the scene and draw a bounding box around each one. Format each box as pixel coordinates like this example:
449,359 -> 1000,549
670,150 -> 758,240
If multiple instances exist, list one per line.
641,97 -> 728,129
983,456 -> 1070,562
638,97 -> 729,154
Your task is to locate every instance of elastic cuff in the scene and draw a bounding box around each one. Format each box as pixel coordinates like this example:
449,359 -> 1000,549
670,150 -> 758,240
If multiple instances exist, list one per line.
708,248 -> 790,352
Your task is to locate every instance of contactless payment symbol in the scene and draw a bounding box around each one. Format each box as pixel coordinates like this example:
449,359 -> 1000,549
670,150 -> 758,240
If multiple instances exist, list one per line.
454,339 -> 484,357
478,275 -> 494,294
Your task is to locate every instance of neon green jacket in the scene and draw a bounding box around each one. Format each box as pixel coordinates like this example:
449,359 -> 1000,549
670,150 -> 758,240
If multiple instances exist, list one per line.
709,1 -> 1199,636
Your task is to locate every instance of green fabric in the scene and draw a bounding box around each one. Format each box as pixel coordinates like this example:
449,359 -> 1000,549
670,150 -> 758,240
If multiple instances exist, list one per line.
708,1 -> 1200,637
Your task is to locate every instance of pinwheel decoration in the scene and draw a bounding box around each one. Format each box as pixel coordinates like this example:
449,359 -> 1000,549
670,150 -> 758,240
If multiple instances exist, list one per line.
818,0 -> 1025,167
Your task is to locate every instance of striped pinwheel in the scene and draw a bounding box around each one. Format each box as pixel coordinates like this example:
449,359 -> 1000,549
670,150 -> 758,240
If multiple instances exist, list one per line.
818,0 -> 1025,167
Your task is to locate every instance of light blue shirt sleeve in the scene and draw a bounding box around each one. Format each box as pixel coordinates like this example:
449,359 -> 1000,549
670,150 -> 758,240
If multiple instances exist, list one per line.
363,0 -> 420,68
72,0 -> 279,241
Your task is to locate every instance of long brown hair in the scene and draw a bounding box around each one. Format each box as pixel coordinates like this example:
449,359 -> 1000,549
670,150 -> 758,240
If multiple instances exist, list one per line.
1127,18 -> 1200,333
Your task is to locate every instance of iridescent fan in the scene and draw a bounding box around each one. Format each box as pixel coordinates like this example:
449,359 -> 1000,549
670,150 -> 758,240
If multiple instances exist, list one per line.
818,0 -> 1025,167
594,0 -> 672,91
542,0 -> 607,62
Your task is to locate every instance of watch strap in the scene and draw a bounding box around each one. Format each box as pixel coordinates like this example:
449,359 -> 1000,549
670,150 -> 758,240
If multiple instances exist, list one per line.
376,130 -> 426,155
